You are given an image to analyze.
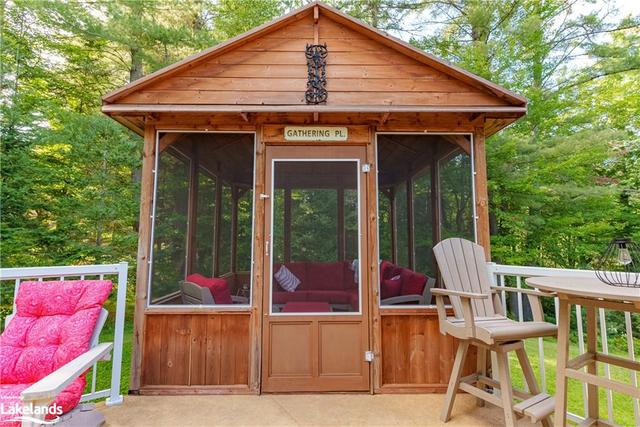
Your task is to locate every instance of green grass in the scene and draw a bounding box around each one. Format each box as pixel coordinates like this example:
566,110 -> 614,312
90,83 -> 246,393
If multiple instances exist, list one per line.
84,320 -> 133,397
509,337 -> 640,426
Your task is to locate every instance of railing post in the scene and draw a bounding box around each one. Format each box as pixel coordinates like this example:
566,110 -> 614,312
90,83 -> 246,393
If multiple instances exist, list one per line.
106,261 -> 128,406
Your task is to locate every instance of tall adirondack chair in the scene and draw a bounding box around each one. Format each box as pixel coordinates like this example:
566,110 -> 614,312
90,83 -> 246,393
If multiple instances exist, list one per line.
432,238 -> 557,427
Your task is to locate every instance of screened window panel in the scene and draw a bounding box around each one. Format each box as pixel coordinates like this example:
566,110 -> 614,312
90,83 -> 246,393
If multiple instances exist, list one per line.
412,169 -> 434,277
218,184 -> 233,275
377,191 -> 392,261
394,183 -> 409,268
271,161 -> 360,314
150,150 -> 190,302
439,152 -> 474,241
236,188 -> 253,271
194,170 -> 215,277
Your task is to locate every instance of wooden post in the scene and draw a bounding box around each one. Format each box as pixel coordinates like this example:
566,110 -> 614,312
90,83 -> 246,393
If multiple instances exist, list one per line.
230,185 -> 239,273
186,144 -> 199,275
337,187 -> 345,260
473,126 -> 491,259
366,125 -> 381,393
249,128 -> 265,393
283,188 -> 292,262
130,122 -> 156,391
406,177 -> 414,269
213,171 -> 223,276
389,187 -> 397,264
431,146 -> 441,278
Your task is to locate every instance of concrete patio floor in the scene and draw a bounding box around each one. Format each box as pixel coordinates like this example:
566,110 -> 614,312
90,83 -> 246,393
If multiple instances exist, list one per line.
99,394 -> 539,426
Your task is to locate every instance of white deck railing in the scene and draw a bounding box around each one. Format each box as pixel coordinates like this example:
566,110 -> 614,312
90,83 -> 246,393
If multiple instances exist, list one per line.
487,263 -> 639,425
0,262 -> 128,406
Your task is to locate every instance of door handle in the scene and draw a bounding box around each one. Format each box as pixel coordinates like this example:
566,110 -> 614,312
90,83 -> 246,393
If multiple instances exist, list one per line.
265,240 -> 270,257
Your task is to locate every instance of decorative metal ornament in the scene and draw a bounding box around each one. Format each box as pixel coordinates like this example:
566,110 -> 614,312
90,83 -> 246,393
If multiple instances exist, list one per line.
594,238 -> 640,287
305,43 -> 328,104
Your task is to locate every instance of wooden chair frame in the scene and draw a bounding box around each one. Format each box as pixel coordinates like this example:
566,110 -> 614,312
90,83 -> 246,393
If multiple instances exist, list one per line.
433,238 -> 557,427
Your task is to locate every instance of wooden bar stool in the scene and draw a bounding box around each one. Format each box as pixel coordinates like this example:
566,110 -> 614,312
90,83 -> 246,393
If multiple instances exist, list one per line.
432,238 -> 557,427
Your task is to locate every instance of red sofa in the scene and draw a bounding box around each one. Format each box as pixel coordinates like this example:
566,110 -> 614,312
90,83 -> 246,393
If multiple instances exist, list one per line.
272,261 -> 359,311
379,260 -> 435,305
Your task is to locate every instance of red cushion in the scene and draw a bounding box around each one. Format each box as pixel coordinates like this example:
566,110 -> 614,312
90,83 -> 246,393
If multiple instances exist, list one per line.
381,277 -> 402,299
349,291 -> 359,311
0,280 -> 112,421
272,291 -> 309,304
380,260 -> 395,280
305,290 -> 352,304
399,269 -> 427,296
186,274 -> 232,304
305,262 -> 345,290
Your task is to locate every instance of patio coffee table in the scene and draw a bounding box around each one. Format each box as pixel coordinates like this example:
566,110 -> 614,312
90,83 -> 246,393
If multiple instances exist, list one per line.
281,301 -> 332,313
526,276 -> 640,427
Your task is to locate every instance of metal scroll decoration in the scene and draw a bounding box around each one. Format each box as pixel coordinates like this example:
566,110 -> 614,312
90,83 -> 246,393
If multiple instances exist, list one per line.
305,43 -> 328,104
594,238 -> 640,287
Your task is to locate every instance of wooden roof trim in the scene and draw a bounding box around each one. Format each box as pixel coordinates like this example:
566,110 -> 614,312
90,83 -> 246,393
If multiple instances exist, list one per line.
102,3 -> 317,103
317,3 -> 526,106
102,104 -> 527,114
103,1 -> 526,107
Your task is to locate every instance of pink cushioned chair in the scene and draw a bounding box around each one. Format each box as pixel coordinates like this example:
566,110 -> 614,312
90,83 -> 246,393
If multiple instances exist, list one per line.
0,280 -> 113,426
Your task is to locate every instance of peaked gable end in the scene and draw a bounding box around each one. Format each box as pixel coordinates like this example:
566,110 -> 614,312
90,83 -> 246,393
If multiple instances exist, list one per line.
106,2 -> 522,109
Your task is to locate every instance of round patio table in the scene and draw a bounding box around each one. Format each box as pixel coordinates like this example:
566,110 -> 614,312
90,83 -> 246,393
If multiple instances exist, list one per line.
525,276 -> 640,427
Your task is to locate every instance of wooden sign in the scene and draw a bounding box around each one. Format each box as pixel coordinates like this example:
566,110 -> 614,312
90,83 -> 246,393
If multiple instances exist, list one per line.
284,126 -> 348,141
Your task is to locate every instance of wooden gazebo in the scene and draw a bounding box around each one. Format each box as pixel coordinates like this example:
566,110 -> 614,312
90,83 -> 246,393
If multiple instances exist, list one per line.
102,1 -> 526,395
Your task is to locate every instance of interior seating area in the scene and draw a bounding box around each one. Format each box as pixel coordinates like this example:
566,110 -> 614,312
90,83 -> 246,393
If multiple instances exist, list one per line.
271,261 -> 359,312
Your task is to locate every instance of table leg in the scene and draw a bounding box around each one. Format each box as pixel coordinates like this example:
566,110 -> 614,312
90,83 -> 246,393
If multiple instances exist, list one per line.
555,298 -> 571,427
585,306 -> 599,421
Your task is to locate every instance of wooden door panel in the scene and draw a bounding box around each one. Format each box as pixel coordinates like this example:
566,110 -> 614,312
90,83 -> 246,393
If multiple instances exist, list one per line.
269,322 -> 314,377
319,322 -> 364,376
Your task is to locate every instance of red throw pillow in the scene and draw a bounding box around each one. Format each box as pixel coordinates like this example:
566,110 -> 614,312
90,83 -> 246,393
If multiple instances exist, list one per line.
381,276 -> 402,299
399,269 -> 427,296
380,260 -> 395,280
186,273 -> 233,304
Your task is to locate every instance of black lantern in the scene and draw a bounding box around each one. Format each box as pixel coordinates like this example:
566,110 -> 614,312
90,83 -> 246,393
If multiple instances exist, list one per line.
594,238 -> 640,287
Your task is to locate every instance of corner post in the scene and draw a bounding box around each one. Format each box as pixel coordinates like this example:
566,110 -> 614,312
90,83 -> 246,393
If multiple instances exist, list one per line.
130,122 -> 156,391
473,124 -> 491,260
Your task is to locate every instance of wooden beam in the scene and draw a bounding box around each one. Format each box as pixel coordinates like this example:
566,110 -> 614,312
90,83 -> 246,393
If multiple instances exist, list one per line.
248,128 -> 265,394
473,124 -> 490,259
130,123 -> 155,391
213,172 -> 223,276
283,188 -> 292,263
366,125 -> 382,393
186,144 -> 199,275
102,104 -> 528,114
230,185 -> 239,273
390,187 -> 397,264
442,135 -> 471,155
431,144 -> 441,279
406,177 -> 414,269
337,188 -> 345,261
158,132 -> 181,152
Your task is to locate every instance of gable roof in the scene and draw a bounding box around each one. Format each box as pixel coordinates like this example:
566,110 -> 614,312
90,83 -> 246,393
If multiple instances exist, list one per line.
102,1 -> 526,111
